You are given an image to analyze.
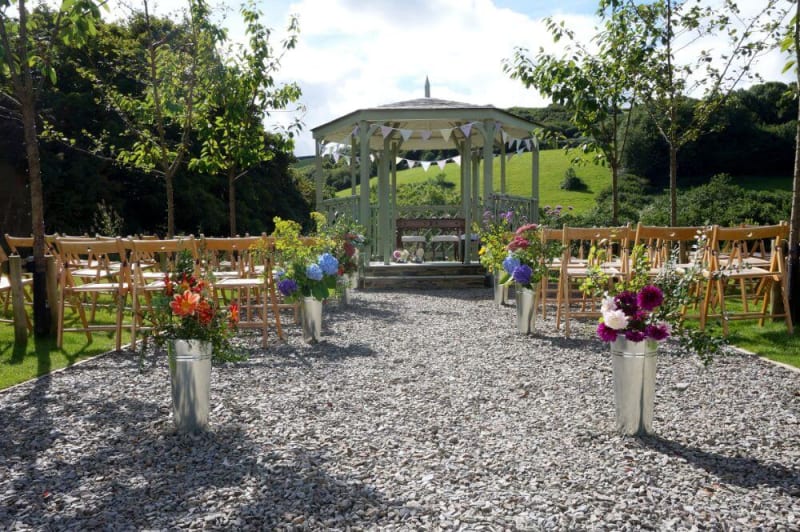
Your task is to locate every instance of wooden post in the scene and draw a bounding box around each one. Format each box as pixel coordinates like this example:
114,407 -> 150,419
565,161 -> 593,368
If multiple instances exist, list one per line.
9,255 -> 28,345
46,255 -> 58,337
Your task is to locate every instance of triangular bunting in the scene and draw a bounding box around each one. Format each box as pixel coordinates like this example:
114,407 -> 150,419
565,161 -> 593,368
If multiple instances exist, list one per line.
501,129 -> 508,144
395,157 -> 404,165
405,159 -> 415,169
452,155 -> 461,166
421,161 -> 431,172
380,125 -> 393,138
440,129 -> 452,142
524,139 -> 533,151
507,152 -> 514,162
399,129 -> 413,141
460,123 -> 473,137
437,159 -> 447,171
369,154 -> 375,163
351,125 -> 359,137
421,130 -> 432,141
333,152 -> 340,163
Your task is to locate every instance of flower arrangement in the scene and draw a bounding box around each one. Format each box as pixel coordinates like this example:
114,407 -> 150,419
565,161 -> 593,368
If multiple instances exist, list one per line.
271,214 -> 341,302
392,248 -> 410,263
148,250 -> 240,361
327,215 -> 367,275
597,285 -> 670,343
498,223 -> 562,290
474,210 -> 514,274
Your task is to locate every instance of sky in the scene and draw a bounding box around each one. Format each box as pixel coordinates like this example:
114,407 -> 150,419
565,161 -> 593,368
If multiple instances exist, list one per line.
144,0 -> 794,156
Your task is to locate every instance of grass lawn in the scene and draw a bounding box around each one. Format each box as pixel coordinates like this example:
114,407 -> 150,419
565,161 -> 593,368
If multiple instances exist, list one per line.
335,149 -> 611,216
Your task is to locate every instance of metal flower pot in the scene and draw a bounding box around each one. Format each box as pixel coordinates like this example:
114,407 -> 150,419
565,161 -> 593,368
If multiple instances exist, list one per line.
610,337 -> 658,436
339,273 -> 357,306
493,274 -> 509,306
515,283 -> 539,334
302,296 -> 323,343
169,339 -> 212,433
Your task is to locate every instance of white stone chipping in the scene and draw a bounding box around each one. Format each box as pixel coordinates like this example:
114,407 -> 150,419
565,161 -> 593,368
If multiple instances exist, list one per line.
1,288 -> 798,530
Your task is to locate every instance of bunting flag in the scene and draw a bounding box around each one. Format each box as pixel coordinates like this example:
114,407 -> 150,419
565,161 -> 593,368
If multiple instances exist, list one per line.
405,159 -> 415,169
437,159 -> 447,171
524,139 -> 533,151
395,157 -> 404,165
421,161 -> 431,172
399,129 -> 413,141
421,130 -> 432,141
460,123 -> 473,137
452,155 -> 461,166
351,125 -> 359,137
333,152 -> 340,164
501,129 -> 509,144
439,128 -> 452,142
507,152 -> 514,162
380,125 -> 393,139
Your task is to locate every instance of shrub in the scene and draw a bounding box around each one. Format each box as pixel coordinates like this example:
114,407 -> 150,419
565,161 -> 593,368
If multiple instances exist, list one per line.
560,167 -> 587,191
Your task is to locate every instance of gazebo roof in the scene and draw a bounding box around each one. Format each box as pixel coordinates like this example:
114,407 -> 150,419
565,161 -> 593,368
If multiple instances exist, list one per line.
311,96 -> 539,151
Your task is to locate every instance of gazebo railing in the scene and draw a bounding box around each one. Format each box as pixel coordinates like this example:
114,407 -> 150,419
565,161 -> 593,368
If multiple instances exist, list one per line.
487,194 -> 538,227
321,195 -> 360,223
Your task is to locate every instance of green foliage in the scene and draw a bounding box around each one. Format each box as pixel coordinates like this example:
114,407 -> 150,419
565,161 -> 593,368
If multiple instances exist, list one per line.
560,167 -> 587,191
91,200 -> 124,236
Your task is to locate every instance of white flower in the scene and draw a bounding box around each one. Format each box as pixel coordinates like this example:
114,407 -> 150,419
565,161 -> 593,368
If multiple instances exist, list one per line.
600,295 -> 617,314
603,309 -> 630,330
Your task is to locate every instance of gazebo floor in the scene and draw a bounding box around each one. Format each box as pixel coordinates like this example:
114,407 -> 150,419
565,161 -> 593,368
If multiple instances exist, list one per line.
361,261 -> 488,290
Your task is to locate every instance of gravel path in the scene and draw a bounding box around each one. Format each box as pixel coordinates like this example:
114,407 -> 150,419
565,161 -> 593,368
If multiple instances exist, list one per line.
1,288 -> 799,530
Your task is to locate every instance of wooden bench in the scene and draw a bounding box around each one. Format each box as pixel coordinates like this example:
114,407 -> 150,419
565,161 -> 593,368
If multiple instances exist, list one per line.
396,218 -> 465,260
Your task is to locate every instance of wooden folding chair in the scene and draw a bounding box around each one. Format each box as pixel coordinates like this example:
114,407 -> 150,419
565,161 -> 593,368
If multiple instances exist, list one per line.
209,236 -> 284,347
55,238 -> 131,350
0,246 -> 33,331
127,237 -> 199,348
701,224 -> 793,335
556,225 -> 633,337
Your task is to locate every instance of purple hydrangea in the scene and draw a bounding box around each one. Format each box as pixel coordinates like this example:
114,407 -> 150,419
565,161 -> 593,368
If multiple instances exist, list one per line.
277,278 -> 298,297
645,323 -> 670,341
637,285 -> 664,311
318,252 -> 339,276
597,322 -> 618,342
306,263 -> 323,281
502,255 -> 521,275
511,264 -> 533,285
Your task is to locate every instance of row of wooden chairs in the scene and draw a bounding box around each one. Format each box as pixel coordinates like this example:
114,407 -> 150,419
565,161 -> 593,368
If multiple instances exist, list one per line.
3,234 -> 297,351
541,222 -> 793,337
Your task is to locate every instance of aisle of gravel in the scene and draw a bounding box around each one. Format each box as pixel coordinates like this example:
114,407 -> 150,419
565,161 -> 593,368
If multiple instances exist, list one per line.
1,288 -> 799,530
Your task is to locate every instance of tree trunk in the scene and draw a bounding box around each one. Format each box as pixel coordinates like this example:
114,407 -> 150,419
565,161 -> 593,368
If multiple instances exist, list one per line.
228,167 -> 236,237
166,173 -> 175,238
789,0 -> 800,325
610,162 -> 619,226
669,144 -> 678,227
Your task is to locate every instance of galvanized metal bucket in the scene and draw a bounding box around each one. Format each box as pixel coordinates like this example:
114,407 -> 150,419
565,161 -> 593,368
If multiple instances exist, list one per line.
515,283 -> 539,334
169,339 -> 212,433
610,337 -> 658,436
302,296 -> 323,343
339,273 -> 357,306
493,274 -> 510,306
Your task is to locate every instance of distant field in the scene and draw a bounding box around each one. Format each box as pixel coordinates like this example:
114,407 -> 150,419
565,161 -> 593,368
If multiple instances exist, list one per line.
333,150 -> 612,215
324,150 -> 793,216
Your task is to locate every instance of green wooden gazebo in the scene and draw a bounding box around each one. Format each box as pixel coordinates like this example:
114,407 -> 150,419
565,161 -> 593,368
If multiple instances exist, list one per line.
311,81 -> 541,265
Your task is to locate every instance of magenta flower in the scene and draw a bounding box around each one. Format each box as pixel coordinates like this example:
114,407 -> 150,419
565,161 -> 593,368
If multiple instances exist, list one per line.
597,322 -> 618,342
615,291 -> 637,313
625,329 -> 646,342
637,285 -> 664,311
645,323 -> 670,341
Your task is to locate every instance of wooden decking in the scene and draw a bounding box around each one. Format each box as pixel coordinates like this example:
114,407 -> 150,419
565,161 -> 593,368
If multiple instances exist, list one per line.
361,261 -> 488,290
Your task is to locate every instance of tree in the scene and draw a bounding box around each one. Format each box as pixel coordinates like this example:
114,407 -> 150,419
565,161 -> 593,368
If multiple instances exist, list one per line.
190,4 -> 301,236
780,0 -> 800,323
0,0 -> 102,336
504,2 -> 643,224
617,0 -> 786,225
85,0 -> 222,237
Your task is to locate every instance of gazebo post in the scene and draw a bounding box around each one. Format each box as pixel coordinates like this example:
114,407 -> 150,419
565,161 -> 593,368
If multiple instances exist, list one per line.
350,134 -> 357,198
500,138 -> 507,195
358,120 -> 371,261
379,134 -> 393,264
462,133 -> 472,264
531,139 -> 540,223
482,120 -> 496,216
390,141 -> 399,261
314,138 -> 323,211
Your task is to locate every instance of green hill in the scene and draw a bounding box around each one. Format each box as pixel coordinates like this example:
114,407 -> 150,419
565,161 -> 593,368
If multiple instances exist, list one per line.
334,149 -> 612,215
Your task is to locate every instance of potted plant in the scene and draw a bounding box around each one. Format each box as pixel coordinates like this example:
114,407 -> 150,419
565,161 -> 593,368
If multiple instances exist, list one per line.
474,209 -> 515,306
594,244 -> 725,436
498,223 -> 562,334
271,214 -> 340,343
147,250 -> 240,433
